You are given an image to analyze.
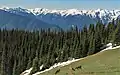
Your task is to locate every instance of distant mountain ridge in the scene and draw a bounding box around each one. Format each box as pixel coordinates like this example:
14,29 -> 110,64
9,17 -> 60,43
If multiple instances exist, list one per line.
1,7 -> 120,29
0,8 -> 60,30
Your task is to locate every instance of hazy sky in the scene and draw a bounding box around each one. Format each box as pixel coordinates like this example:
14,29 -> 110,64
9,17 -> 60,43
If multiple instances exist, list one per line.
0,0 -> 120,10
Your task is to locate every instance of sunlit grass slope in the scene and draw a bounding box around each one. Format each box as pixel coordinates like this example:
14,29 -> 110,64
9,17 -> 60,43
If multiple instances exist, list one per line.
38,48 -> 120,75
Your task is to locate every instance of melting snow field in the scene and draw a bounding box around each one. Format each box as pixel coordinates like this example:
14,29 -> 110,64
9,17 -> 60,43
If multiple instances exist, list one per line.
20,58 -> 84,75
20,68 -> 33,75
21,43 -> 120,75
33,58 -> 84,75
100,43 -> 120,52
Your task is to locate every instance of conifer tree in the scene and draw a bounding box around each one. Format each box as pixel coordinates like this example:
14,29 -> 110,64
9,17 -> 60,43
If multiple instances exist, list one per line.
87,33 -> 95,55
31,57 -> 39,74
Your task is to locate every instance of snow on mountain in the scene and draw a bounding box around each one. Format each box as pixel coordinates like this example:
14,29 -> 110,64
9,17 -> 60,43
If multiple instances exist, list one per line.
0,8 -> 59,30
28,8 -> 120,29
0,7 -> 34,17
29,8 -> 120,20
1,7 -> 120,20
1,7 -> 120,29
0,7 -> 31,14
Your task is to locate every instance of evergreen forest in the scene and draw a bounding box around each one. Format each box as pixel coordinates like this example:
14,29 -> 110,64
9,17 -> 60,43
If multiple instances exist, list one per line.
0,20 -> 120,75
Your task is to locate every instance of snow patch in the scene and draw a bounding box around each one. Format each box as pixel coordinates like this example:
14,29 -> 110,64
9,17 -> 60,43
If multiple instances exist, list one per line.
33,43 -> 120,75
33,58 -> 84,75
21,43 -> 120,75
20,68 -> 33,75
100,43 -> 120,52
40,65 -> 44,70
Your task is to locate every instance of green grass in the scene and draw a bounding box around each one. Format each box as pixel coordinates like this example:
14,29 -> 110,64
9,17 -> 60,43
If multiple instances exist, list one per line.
38,48 -> 120,75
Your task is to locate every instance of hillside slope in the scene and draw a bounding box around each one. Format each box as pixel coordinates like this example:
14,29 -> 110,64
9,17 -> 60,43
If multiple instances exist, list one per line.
37,47 -> 120,75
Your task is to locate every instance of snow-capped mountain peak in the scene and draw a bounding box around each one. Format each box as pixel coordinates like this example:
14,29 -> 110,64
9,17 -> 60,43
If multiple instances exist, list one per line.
1,7 -> 120,18
1,7 -> 120,29
0,6 -> 32,15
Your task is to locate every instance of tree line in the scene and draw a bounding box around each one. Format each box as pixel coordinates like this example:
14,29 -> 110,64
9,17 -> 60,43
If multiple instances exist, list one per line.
0,19 -> 120,75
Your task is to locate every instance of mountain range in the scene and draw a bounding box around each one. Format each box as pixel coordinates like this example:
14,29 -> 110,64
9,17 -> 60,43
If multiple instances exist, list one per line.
1,7 -> 120,30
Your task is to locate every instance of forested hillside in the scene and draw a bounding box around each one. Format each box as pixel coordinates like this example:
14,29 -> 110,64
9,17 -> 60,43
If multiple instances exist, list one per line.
0,19 -> 120,75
